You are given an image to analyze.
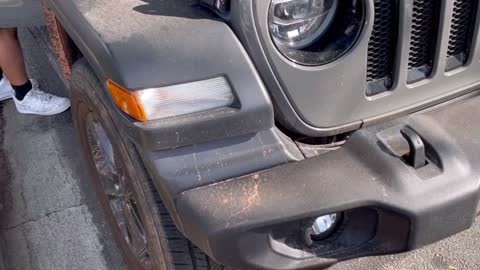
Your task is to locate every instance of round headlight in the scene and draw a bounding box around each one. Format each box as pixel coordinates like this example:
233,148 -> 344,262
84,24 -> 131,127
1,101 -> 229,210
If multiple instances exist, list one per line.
268,0 -> 365,66
269,0 -> 339,50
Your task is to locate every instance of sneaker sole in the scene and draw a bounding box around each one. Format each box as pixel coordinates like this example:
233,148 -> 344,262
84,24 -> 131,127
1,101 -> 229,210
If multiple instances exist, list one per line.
0,95 -> 12,102
16,104 -> 71,116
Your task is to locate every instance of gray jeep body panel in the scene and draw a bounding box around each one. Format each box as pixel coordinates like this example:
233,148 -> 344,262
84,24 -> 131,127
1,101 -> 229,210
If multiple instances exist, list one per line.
46,0 -> 274,150
44,0 -> 480,138
45,0 -> 306,253
0,0 -> 44,27
26,1 -> 480,269
228,0 -> 480,136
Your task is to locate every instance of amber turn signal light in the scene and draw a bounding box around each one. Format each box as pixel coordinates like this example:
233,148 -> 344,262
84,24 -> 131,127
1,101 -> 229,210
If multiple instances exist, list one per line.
106,79 -> 147,122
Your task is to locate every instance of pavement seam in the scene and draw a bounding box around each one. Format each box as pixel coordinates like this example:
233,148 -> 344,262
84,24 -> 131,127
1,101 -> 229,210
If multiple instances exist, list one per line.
0,203 -> 85,231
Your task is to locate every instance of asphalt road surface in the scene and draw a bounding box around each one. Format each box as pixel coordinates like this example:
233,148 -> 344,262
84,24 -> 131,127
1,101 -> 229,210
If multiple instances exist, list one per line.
0,29 -> 479,270
0,29 -> 127,270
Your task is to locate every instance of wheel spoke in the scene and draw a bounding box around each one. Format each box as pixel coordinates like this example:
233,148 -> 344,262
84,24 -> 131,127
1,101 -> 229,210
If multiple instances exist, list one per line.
137,246 -> 148,258
123,199 -> 149,261
86,117 -> 151,269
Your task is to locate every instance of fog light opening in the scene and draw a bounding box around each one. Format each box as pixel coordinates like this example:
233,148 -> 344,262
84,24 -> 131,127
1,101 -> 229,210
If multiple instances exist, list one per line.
304,212 -> 343,245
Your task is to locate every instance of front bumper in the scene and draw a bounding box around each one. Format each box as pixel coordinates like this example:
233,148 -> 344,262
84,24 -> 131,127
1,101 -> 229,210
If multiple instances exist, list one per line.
152,92 -> 480,270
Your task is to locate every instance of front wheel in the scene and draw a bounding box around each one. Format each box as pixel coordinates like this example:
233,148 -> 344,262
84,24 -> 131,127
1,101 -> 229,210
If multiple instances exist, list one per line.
71,59 -> 231,270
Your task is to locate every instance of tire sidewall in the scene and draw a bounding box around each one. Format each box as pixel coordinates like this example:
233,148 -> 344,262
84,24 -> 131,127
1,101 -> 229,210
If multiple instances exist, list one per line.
70,60 -> 171,270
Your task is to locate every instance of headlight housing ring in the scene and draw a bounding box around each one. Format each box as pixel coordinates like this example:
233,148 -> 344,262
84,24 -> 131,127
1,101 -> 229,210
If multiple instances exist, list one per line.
268,0 -> 365,66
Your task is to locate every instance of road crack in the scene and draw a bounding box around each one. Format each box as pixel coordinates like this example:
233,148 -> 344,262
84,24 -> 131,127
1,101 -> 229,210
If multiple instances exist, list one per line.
0,203 -> 85,231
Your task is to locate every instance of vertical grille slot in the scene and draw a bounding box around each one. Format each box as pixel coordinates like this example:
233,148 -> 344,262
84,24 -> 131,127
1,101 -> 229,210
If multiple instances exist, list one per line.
446,0 -> 478,71
366,0 -> 399,97
407,0 -> 441,83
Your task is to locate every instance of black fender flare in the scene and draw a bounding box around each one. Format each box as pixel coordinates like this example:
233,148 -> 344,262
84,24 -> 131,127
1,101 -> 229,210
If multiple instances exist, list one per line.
45,0 -> 274,150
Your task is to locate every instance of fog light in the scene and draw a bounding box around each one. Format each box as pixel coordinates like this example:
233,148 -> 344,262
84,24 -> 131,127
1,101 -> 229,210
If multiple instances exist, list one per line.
312,213 -> 338,236
304,212 -> 342,245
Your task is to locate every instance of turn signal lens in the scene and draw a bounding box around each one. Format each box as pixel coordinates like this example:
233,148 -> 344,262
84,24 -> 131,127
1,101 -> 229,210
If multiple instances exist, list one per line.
107,77 -> 234,122
137,77 -> 234,120
106,80 -> 147,122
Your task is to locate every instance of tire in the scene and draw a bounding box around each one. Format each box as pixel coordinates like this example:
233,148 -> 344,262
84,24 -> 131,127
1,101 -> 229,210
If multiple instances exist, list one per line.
71,59 -> 234,270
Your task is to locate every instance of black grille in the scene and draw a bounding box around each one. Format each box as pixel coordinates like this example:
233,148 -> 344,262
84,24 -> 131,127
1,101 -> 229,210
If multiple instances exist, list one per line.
366,1 -> 478,95
407,0 -> 440,83
366,0 -> 399,96
446,0 -> 477,70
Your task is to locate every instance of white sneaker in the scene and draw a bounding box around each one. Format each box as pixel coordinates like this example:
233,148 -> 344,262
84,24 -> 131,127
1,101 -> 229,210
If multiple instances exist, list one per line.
0,78 -> 39,102
13,83 -> 70,115
0,77 -> 14,102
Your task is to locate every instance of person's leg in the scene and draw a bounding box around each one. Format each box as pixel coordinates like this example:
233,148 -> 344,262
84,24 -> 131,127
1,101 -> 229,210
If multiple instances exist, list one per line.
0,28 -> 70,114
0,28 -> 32,100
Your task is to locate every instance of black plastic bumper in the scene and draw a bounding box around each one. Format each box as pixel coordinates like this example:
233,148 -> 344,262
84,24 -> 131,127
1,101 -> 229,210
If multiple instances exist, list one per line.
170,93 -> 480,269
